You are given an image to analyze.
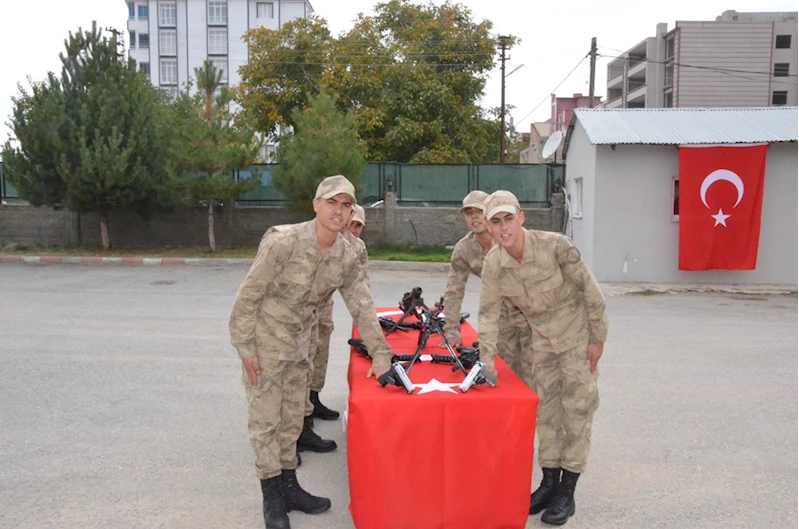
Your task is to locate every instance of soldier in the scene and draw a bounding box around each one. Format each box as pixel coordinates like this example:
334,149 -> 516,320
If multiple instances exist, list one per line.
230,175 -> 392,529
302,205 -> 369,435
441,191 -> 533,387
477,190 -> 609,527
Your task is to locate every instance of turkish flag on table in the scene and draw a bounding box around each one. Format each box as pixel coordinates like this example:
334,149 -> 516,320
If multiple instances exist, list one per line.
347,310 -> 538,529
678,144 -> 768,270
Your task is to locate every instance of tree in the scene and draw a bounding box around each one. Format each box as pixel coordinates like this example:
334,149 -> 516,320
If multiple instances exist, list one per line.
273,90 -> 366,213
169,61 -> 260,252
2,23 -> 178,249
237,17 -> 336,141
236,1 -> 503,163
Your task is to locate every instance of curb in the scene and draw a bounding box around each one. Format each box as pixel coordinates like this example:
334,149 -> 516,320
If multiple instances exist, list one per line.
1,254 -> 795,295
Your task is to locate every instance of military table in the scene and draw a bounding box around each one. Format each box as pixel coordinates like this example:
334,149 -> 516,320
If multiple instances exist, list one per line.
346,308 -> 539,529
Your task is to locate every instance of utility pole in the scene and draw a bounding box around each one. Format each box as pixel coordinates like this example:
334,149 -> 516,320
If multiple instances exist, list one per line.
498,35 -> 511,164
105,27 -> 125,62
588,37 -> 597,108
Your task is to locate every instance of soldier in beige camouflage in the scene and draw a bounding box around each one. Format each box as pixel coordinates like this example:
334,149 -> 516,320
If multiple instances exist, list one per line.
304,204 -> 369,428
478,190 -> 609,527
442,191 -> 534,387
229,175 -> 392,529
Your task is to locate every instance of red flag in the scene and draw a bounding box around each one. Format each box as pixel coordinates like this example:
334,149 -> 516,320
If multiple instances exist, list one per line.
678,144 -> 767,271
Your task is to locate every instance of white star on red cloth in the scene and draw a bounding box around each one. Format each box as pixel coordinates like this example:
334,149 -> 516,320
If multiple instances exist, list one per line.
414,378 -> 460,395
711,208 -> 731,227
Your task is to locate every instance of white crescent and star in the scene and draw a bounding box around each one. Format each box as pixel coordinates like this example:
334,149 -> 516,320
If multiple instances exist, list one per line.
698,169 -> 745,228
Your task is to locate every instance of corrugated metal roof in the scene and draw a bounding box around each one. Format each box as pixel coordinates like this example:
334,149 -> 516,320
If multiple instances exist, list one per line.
567,107 -> 798,150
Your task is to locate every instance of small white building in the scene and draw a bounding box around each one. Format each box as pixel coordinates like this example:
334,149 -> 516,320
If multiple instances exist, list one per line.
563,107 -> 798,285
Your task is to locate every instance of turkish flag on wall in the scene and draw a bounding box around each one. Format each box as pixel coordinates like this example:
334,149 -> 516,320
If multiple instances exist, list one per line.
678,144 -> 768,270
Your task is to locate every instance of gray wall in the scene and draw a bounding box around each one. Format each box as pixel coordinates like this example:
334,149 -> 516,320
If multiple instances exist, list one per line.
0,193 -> 565,248
565,121 -> 597,268
590,142 -> 797,284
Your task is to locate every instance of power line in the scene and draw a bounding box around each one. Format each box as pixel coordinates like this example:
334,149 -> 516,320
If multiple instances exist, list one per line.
597,51 -> 798,78
513,54 -> 589,124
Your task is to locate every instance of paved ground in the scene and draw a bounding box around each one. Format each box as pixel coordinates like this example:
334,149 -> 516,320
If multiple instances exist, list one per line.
0,264 -> 796,529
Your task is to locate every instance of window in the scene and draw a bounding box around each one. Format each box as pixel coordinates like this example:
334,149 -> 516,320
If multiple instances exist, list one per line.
131,58 -> 137,69
664,91 -> 673,108
128,2 -> 135,19
159,2 -> 177,26
776,35 -> 792,49
129,30 -> 136,47
208,28 -> 228,54
138,4 -> 149,20
210,58 -> 228,83
208,2 -> 227,25
161,86 -> 179,99
140,62 -> 151,78
259,144 -> 276,162
160,58 -> 177,85
139,33 -> 150,49
257,2 -> 274,18
772,91 -> 788,106
160,29 -> 177,55
672,177 -> 679,220
665,37 -> 675,60
570,178 -> 583,218
774,63 -> 790,77
665,64 -> 674,87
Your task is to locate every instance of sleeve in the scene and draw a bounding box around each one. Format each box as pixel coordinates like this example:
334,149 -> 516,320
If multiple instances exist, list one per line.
228,235 -> 290,360
556,237 -> 609,343
338,257 -> 393,369
442,243 -> 471,343
358,242 -> 370,283
477,259 -> 503,370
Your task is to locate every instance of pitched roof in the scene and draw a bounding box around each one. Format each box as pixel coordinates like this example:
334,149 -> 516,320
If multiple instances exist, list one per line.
564,107 -> 798,157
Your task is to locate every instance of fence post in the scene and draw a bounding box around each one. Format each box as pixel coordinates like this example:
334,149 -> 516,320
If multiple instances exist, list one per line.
383,191 -> 397,245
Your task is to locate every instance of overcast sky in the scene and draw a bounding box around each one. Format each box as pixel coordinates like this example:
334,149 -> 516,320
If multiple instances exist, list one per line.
1,0 -> 796,144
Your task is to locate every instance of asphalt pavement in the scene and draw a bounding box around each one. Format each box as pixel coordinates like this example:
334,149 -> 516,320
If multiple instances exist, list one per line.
0,264 -> 796,529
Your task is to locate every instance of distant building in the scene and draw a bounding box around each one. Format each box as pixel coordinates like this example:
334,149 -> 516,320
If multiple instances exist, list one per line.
520,93 -> 601,163
606,10 -> 798,109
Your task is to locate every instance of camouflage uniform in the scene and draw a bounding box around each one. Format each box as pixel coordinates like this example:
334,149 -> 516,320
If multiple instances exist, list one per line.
479,228 -> 609,474
304,230 -> 369,416
230,219 -> 391,480
443,231 -> 534,387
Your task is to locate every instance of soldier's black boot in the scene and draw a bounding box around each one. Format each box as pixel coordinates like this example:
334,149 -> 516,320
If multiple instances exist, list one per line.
280,469 -> 332,514
310,390 -> 340,420
297,416 -> 337,453
541,469 -> 580,526
529,467 -> 561,514
260,477 -> 290,529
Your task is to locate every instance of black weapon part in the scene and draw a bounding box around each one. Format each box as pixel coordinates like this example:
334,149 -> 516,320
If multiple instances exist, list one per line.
348,338 -> 370,357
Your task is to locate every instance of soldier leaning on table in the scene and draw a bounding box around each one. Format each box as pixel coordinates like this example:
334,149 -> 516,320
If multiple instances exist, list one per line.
441,190 -> 534,388
477,190 -> 609,527
229,175 -> 392,529
301,204 -> 369,438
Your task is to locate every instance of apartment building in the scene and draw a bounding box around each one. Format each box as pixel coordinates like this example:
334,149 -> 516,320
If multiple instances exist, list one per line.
606,10 -> 798,109
125,0 -> 314,96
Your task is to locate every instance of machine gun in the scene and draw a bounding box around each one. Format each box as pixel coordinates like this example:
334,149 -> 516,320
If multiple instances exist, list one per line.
381,287 -> 425,337
429,345 -> 481,371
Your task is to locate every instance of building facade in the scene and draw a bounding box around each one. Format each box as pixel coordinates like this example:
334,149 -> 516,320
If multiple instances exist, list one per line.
562,107 -> 798,285
606,11 -> 798,109
125,0 -> 313,96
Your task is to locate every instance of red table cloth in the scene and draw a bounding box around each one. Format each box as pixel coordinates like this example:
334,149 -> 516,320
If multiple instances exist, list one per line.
347,308 -> 539,529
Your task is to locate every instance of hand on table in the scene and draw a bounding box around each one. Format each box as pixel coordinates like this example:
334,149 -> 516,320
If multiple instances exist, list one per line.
367,365 -> 390,379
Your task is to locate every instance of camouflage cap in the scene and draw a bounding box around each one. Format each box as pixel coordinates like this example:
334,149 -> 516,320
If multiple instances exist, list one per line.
458,190 -> 489,213
484,190 -> 521,220
351,204 -> 366,226
315,175 -> 357,203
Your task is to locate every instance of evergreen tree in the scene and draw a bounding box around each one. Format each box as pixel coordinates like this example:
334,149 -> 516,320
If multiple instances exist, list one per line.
169,61 -> 260,252
273,91 -> 366,213
2,23 -> 179,249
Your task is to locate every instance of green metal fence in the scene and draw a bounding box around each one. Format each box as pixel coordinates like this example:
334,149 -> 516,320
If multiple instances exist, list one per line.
1,162 -> 564,207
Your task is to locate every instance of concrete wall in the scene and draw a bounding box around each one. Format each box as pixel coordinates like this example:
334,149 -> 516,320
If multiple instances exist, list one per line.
591,142 -> 797,284
565,121 -> 597,269
0,194 -> 565,249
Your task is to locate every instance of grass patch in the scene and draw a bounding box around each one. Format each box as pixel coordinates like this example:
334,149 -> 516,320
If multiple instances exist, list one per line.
629,288 -> 666,296
367,244 -> 452,263
2,243 -> 453,262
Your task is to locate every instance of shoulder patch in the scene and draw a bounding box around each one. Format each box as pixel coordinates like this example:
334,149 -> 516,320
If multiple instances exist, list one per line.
565,246 -> 581,264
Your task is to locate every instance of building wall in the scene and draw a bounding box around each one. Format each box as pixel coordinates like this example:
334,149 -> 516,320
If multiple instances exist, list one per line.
676,21 -> 775,107
591,143 -> 797,284
0,195 -> 565,249
564,121 -> 597,268
772,20 -> 799,106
